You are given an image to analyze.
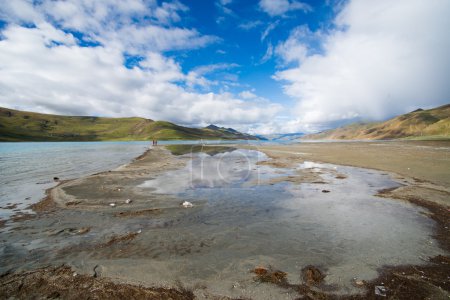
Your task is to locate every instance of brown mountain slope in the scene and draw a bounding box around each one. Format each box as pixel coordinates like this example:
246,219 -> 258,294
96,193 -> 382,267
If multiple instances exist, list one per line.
303,104 -> 450,140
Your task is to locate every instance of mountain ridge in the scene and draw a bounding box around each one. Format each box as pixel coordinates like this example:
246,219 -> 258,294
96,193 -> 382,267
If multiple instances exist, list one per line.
302,104 -> 450,140
0,107 -> 258,142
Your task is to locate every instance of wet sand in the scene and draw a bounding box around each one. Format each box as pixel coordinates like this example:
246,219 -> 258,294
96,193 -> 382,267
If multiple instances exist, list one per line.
253,141 -> 450,189
249,141 -> 450,209
1,142 -> 449,299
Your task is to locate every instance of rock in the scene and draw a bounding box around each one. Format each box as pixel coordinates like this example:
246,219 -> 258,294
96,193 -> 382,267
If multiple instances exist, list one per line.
182,201 -> 193,208
253,267 -> 268,276
302,265 -> 325,285
125,199 -> 132,204
109,203 -> 116,207
353,278 -> 365,287
251,266 -> 288,285
374,285 -> 387,297
77,227 -> 90,235
322,190 -> 330,193
53,177 -> 60,182
93,265 -> 104,278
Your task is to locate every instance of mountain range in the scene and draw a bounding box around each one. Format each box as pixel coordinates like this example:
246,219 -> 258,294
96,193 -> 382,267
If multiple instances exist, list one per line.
0,107 -> 258,142
303,104 -> 450,140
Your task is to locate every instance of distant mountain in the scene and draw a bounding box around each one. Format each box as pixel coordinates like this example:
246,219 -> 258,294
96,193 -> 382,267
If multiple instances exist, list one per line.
0,107 -> 259,142
204,124 -> 256,140
258,133 -> 304,141
302,104 -> 450,140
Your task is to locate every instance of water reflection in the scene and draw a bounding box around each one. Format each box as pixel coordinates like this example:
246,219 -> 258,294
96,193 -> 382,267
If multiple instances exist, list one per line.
137,150 -> 443,296
139,149 -> 267,192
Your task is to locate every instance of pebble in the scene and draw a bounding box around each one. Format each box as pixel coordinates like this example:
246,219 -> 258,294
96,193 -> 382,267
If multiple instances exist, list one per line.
182,201 -> 193,208
125,199 -> 132,204
374,285 -> 387,297
109,203 -> 116,207
354,279 -> 365,286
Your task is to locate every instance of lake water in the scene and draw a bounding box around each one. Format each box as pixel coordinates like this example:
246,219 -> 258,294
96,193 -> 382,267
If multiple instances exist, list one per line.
0,142 -> 149,219
0,140 -> 283,220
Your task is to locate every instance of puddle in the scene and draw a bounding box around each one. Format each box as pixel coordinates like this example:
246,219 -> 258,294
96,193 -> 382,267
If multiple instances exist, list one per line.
165,144 -> 236,156
0,149 -> 445,299
139,149 -> 268,193
134,152 -> 443,297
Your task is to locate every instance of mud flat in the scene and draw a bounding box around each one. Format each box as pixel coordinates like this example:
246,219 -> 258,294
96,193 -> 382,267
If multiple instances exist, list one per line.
253,140 -> 450,189
1,143 -> 449,299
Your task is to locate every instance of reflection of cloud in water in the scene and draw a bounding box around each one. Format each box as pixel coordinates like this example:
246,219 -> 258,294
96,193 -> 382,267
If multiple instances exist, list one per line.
139,149 -> 267,194
136,152 -> 444,297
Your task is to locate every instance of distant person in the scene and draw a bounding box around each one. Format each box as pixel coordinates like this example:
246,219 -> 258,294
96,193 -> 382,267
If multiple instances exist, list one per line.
155,139 -> 158,146
152,139 -> 155,146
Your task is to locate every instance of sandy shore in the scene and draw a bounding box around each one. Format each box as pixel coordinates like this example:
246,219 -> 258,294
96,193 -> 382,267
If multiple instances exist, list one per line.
248,140 -> 450,208
254,141 -> 450,188
1,141 -> 449,299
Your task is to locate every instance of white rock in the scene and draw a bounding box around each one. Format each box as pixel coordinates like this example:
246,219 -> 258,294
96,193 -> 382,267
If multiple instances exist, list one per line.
125,199 -> 132,204
109,203 -> 116,207
375,286 -> 387,297
137,229 -> 142,234
182,201 -> 193,208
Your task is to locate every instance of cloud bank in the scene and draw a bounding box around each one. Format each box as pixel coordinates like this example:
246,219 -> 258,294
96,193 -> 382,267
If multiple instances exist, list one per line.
275,0 -> 450,127
0,0 -> 279,129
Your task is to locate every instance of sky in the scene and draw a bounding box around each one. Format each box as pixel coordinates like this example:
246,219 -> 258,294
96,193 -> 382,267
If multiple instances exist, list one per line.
0,0 -> 449,134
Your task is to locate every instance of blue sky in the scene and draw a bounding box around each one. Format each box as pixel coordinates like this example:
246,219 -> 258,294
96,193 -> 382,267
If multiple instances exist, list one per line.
0,0 -> 449,134
172,0 -> 335,104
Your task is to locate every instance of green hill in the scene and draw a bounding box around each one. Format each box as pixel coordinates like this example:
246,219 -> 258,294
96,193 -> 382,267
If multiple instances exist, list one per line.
303,104 -> 450,140
0,107 -> 258,142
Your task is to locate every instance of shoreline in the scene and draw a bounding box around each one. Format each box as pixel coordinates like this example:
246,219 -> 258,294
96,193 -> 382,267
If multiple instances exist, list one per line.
1,142 -> 449,299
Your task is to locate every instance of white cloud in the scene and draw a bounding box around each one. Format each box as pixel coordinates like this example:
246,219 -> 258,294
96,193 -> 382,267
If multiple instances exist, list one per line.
154,1 -> 189,24
275,0 -> 450,127
260,43 -> 273,63
0,0 -> 210,54
239,91 -> 257,99
112,25 -> 217,53
0,23 -> 278,126
0,1 -> 279,130
220,0 -> 233,5
238,20 -> 263,31
191,63 -> 240,76
259,0 -> 311,17
275,26 -> 320,64
186,63 -> 240,88
261,21 -> 279,41
215,0 -> 237,23
0,0 -> 42,24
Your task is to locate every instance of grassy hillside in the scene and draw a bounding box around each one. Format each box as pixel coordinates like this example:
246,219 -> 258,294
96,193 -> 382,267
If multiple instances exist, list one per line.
0,107 -> 257,142
303,104 -> 450,140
